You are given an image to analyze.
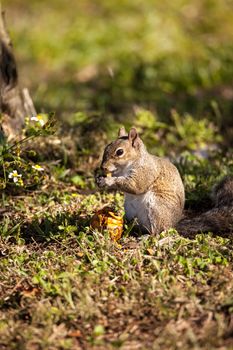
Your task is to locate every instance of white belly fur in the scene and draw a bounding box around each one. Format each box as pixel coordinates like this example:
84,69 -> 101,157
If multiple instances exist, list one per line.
124,191 -> 156,231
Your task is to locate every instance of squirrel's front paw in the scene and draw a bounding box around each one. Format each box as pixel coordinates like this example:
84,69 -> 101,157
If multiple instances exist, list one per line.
96,176 -> 115,188
96,176 -> 106,188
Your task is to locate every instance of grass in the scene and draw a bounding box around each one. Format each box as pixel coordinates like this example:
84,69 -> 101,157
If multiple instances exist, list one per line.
1,0 -> 233,349
4,0 -> 233,144
0,149 -> 232,349
0,195 -> 233,350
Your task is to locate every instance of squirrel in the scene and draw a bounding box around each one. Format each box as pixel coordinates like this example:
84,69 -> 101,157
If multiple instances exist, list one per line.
96,126 -> 185,235
96,127 -> 233,236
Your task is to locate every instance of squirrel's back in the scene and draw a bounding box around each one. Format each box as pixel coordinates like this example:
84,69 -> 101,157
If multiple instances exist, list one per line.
176,175 -> 233,236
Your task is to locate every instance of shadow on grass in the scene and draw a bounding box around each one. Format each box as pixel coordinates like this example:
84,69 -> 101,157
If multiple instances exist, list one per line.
9,207 -> 233,246
33,66 -> 233,146
11,212 -> 90,245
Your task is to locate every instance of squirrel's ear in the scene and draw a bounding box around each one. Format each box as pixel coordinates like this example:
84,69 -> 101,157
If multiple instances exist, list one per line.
128,127 -> 139,147
118,126 -> 127,137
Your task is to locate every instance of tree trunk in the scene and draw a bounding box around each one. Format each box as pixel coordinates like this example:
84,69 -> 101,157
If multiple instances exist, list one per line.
0,5 -> 36,140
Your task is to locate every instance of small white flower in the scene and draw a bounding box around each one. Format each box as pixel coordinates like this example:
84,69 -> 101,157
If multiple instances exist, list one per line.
32,164 -> 44,171
8,170 -> 22,183
31,115 -> 45,126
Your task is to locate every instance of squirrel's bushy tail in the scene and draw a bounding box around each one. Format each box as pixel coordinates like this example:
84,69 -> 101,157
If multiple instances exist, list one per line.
176,176 -> 233,236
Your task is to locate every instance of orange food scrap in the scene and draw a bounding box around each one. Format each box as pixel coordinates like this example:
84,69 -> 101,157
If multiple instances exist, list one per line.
90,206 -> 123,241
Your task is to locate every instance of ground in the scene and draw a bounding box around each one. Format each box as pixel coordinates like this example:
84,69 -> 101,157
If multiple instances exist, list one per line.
1,0 -> 233,349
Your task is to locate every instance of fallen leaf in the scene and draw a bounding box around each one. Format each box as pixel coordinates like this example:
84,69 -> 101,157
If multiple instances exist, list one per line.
77,252 -> 84,258
146,248 -> 154,255
68,330 -> 82,338
21,287 -> 39,298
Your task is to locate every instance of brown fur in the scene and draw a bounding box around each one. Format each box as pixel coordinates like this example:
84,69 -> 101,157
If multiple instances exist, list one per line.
96,127 -> 233,236
96,127 -> 185,234
176,176 -> 233,236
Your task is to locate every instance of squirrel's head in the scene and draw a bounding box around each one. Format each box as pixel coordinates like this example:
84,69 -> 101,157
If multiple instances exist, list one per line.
100,127 -> 145,175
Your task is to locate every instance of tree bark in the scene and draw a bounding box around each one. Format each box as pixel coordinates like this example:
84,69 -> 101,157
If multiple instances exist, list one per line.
0,5 -> 36,140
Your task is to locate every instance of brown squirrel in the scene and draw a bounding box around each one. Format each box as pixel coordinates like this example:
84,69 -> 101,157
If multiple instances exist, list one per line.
96,127 -> 233,236
96,126 -> 185,235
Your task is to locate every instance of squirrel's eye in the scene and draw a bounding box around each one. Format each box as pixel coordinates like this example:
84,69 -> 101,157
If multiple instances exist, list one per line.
116,148 -> 124,157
